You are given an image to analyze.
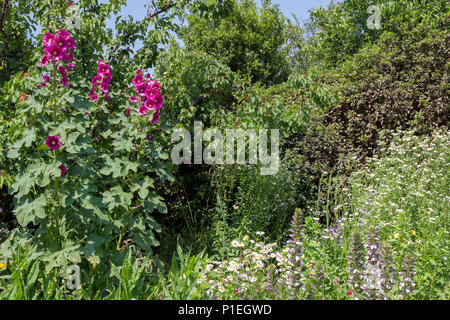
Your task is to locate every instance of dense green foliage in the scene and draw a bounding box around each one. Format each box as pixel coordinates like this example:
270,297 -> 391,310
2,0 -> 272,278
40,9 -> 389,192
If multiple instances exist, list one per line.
0,0 -> 448,300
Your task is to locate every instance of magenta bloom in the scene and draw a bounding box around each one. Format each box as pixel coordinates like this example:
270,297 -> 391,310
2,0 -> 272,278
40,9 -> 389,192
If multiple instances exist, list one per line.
57,29 -> 70,40
59,164 -> 67,178
130,96 -> 138,103
43,33 -> 55,47
100,81 -> 109,93
138,105 -> 148,116
148,80 -> 161,91
63,50 -> 74,63
126,108 -> 131,116
66,37 -> 76,49
144,97 -> 156,109
136,84 -> 147,97
92,75 -> 102,86
61,75 -> 69,88
150,111 -> 160,124
41,55 -> 50,67
154,92 -> 164,109
145,88 -> 158,98
132,75 -> 145,86
67,63 -> 76,72
136,69 -> 143,76
58,65 -> 67,76
46,44 -> 64,61
97,62 -> 110,75
55,36 -> 67,50
43,75 -> 50,82
45,136 -> 61,150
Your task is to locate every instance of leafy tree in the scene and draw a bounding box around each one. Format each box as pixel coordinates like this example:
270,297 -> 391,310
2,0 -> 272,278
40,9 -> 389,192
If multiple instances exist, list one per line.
181,0 -> 291,85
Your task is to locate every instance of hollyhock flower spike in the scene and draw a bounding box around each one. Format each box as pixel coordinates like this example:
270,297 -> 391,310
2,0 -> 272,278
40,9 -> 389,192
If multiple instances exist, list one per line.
90,60 -> 111,102
45,136 -> 61,150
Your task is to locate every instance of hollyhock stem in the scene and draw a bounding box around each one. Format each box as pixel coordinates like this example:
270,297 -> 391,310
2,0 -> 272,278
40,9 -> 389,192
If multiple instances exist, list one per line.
53,149 -> 61,248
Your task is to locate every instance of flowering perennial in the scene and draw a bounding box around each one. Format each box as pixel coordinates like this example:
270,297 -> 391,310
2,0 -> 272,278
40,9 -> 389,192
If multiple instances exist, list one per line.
130,70 -> 164,124
40,29 -> 76,88
90,60 -> 112,102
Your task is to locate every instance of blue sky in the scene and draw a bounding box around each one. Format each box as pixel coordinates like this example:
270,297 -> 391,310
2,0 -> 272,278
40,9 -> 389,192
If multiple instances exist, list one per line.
107,0 -> 332,27
102,0 -> 332,51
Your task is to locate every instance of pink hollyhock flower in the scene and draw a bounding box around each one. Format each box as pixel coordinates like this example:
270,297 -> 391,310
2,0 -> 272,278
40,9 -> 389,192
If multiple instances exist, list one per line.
102,75 -> 112,86
138,105 -> 148,116
59,164 -> 67,178
130,96 -> 138,103
136,84 -> 147,97
43,75 -> 50,82
97,62 -> 110,75
43,33 -> 55,47
92,75 -> 102,86
145,88 -> 158,99
57,29 -> 70,40
132,75 -> 145,87
54,36 -> 67,50
66,37 -> 76,49
67,63 -> 76,72
58,65 -> 67,76
45,136 -> 61,150
148,80 -> 161,91
89,88 -> 98,102
64,49 -> 74,63
100,81 -> 109,93
61,76 -> 69,88
150,111 -> 160,124
40,55 -> 50,67
154,92 -> 164,109
46,44 -> 64,61
136,69 -> 143,76
105,95 -> 110,102
144,97 -> 156,109
40,82 -> 46,87
126,108 -> 131,116
146,73 -> 150,79
348,291 -> 353,296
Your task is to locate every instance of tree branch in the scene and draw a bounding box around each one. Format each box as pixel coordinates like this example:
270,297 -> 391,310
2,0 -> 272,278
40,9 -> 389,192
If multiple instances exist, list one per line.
0,0 -> 10,36
108,0 -> 191,60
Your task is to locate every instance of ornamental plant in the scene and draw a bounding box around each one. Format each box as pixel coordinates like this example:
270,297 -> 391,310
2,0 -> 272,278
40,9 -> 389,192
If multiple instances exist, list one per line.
3,28 -> 173,276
